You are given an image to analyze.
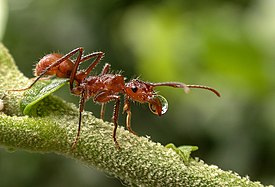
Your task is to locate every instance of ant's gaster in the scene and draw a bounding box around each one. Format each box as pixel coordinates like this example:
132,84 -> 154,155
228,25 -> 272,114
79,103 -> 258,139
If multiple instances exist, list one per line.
11,47 -> 220,149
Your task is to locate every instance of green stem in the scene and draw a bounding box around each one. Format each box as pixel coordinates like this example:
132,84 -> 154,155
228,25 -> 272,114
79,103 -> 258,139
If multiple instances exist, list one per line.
0,43 -> 271,187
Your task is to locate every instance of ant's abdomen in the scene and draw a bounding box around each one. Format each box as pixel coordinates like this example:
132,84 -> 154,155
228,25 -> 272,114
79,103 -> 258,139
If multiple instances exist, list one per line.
34,53 -> 74,78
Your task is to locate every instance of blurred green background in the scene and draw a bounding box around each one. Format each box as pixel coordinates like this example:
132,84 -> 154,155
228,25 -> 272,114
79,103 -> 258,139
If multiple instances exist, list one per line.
1,0 -> 275,186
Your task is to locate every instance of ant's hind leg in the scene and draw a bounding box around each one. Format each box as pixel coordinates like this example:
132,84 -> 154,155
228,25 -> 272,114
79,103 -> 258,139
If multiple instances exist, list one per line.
8,75 -> 54,91
30,76 -> 53,81
9,48 -> 85,91
39,47 -> 85,85
71,91 -> 86,149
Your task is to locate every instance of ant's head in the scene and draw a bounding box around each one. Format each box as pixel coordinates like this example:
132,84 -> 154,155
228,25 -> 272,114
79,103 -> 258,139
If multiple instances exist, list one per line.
124,79 -> 190,116
125,79 -> 220,116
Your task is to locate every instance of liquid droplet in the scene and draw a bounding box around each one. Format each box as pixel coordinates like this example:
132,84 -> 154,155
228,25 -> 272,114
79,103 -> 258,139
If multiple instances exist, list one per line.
157,95 -> 168,115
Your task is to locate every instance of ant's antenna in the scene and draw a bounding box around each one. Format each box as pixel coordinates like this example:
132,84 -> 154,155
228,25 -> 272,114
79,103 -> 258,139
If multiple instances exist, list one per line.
186,85 -> 221,97
148,81 -> 220,97
148,82 -> 190,93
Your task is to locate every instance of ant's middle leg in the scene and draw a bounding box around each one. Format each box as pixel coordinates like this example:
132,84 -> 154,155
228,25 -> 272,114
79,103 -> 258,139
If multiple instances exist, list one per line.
80,52 -> 105,75
94,91 -> 121,148
70,51 -> 104,90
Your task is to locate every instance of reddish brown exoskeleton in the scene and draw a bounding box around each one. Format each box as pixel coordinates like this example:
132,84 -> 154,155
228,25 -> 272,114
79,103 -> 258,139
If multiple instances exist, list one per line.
12,47 -> 220,148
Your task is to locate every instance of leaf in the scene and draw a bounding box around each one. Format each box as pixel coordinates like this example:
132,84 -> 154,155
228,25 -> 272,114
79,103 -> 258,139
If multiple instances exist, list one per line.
165,143 -> 198,163
20,78 -> 69,115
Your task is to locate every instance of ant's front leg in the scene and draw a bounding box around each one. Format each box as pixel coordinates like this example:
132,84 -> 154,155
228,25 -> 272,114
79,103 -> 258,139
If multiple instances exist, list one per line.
123,97 -> 137,135
94,91 -> 121,149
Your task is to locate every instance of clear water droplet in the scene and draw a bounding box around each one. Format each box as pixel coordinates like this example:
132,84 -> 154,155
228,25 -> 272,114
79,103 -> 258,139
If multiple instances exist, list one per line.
157,95 -> 168,115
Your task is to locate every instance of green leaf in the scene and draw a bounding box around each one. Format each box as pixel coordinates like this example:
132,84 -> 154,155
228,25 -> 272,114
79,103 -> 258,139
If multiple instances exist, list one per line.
166,143 -> 198,163
20,78 -> 68,115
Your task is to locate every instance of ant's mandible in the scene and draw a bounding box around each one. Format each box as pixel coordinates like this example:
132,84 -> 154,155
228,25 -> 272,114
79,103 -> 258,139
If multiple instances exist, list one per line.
11,47 -> 220,149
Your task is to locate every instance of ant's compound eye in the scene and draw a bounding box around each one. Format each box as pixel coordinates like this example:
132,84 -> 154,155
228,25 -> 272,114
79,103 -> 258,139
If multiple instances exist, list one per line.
149,95 -> 168,115
131,86 -> 138,93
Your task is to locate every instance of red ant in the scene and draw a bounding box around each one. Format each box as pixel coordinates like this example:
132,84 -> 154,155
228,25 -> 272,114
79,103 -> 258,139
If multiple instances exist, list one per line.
12,47 -> 220,148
